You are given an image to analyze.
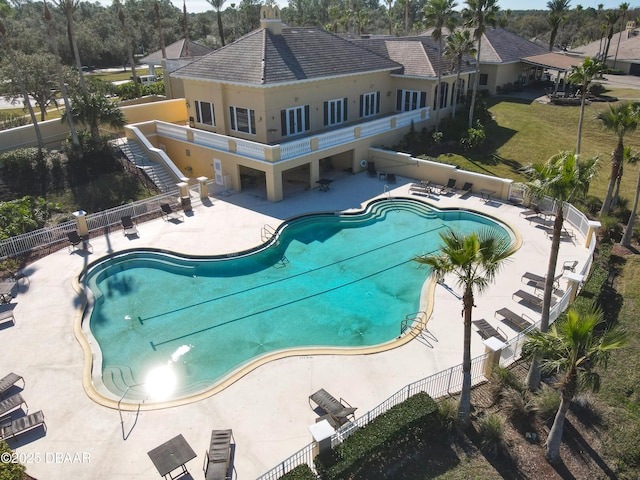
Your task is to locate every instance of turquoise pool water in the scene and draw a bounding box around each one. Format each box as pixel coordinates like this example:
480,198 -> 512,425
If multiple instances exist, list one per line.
84,198 -> 510,401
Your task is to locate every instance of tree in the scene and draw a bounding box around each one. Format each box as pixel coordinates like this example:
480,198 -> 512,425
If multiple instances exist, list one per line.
413,228 -> 516,425
522,306 -> 627,463
62,91 -> 126,144
115,0 -> 139,102
44,0 -> 79,147
444,29 -> 476,119
566,56 -> 601,157
0,19 -> 45,153
385,0 -> 393,35
207,0 -> 226,46
547,0 -> 570,51
462,0 -> 499,129
424,0 -> 458,132
54,0 -> 88,98
154,0 -> 167,59
612,2 -> 629,69
621,146 -> 640,247
523,151 -> 599,390
598,102 -> 640,216
602,10 -> 619,61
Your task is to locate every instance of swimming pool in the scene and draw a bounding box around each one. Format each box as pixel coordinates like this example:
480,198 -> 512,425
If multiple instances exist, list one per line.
82,198 -> 511,404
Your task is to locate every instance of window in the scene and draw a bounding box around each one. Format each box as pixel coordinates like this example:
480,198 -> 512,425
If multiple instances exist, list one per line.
396,89 -> 426,111
479,73 -> 488,86
433,83 -> 449,110
281,105 -> 310,136
195,101 -> 215,126
452,79 -> 465,103
324,98 -> 348,126
229,106 -> 256,135
359,92 -> 380,118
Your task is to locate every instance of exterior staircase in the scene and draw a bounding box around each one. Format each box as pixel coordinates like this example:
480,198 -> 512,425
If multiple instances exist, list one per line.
114,138 -> 179,193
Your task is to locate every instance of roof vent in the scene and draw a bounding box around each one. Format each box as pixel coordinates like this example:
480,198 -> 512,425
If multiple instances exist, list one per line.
260,5 -> 282,35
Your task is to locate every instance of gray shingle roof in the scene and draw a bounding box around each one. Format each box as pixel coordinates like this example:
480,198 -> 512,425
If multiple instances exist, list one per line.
139,39 -> 212,63
480,27 -> 548,63
172,26 -> 401,85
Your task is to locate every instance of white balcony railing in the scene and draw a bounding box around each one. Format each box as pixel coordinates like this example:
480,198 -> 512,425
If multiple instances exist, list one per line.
150,108 -> 430,164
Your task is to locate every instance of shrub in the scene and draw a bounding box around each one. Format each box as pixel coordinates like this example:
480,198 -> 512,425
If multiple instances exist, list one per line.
502,387 -> 535,421
487,365 -> 523,404
0,111 -> 28,131
279,464 -> 318,480
599,215 -> 623,243
0,441 -> 25,480
460,124 -> 486,151
477,413 -> 505,455
582,195 -> 603,216
588,82 -> 606,97
437,397 -> 459,432
532,384 -> 560,425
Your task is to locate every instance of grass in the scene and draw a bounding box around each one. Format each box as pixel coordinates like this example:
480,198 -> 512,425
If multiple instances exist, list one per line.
87,67 -> 162,82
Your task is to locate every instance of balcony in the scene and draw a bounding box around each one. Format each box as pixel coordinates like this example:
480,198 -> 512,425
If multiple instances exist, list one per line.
151,108 -> 430,164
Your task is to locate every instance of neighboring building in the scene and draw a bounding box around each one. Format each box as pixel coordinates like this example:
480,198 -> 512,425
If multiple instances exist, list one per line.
570,22 -> 640,75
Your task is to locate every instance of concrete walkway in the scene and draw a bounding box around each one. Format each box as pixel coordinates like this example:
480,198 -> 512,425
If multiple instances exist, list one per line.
0,173 -> 592,479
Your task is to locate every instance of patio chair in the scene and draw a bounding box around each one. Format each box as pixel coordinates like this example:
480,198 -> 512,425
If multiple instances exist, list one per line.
521,272 -> 562,290
121,216 -> 138,237
563,260 -> 578,272
0,373 -> 24,397
439,178 -> 456,194
459,182 -> 473,195
0,303 -> 16,327
519,205 -> 541,218
0,410 -> 45,441
512,289 -> 556,309
309,388 -> 357,428
409,181 -> 431,196
472,319 -> 507,342
495,308 -> 533,332
0,393 -> 27,418
67,231 -> 91,253
160,203 -> 183,222
203,429 -> 234,480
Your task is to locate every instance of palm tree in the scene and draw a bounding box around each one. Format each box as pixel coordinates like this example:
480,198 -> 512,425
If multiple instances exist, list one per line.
0,19 -> 45,153
523,306 -> 627,463
602,10 -> 620,61
621,147 -> 640,247
63,92 -> 126,144
414,228 -> 516,425
523,151 -> 599,390
385,0 -> 393,36
547,0 -> 570,52
44,0 -> 79,147
424,0 -> 458,132
462,0 -> 499,129
207,0 -> 226,46
444,29 -> 476,119
54,0 -> 88,98
115,0 -> 139,102
154,0 -> 167,59
183,0 -> 191,56
598,102 -> 640,216
612,2 -> 629,69
566,57 -> 601,158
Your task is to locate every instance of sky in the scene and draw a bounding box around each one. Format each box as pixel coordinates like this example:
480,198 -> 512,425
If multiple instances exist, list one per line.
99,0 -> 635,15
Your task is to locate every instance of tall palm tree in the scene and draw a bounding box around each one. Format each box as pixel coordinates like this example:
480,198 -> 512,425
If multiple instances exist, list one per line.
598,102 -> 640,216
424,0 -> 458,132
566,57 -> 601,158
621,146 -> 640,247
0,19 -> 45,153
385,0 -> 393,36
154,0 -> 167,59
523,151 -> 599,390
462,0 -> 499,129
207,0 -> 226,46
414,228 -> 516,425
602,10 -> 620,61
444,29 -> 476,119
115,0 -> 139,102
54,0 -> 88,98
43,0 -> 79,147
612,2 -> 629,69
183,0 -> 191,56
546,0 -> 570,52
523,306 -> 627,463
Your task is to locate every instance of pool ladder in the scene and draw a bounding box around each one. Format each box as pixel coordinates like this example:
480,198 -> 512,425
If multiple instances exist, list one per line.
400,311 -> 427,336
261,224 -> 278,244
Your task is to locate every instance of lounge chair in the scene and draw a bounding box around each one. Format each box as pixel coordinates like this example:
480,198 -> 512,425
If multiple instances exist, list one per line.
203,429 -> 234,480
459,182 -> 473,195
409,181 -> 431,196
519,205 -> 541,218
495,308 -> 533,332
563,260 -> 578,272
521,272 -> 562,290
367,161 -> 376,177
0,303 -> 16,327
309,388 -> 357,428
0,410 -> 45,441
512,289 -> 556,309
121,216 -> 138,237
439,178 -> 456,194
472,319 -> 507,342
0,393 -> 27,418
0,373 -> 24,397
160,203 -> 183,222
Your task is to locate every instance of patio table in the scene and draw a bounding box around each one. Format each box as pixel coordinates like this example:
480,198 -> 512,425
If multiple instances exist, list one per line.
147,434 -> 197,479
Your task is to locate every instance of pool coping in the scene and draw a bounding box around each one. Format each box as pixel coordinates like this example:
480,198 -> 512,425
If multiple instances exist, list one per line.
72,196 -> 523,412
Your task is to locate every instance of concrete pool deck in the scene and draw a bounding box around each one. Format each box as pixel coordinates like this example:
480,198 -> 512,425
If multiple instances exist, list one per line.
0,173 -> 593,479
